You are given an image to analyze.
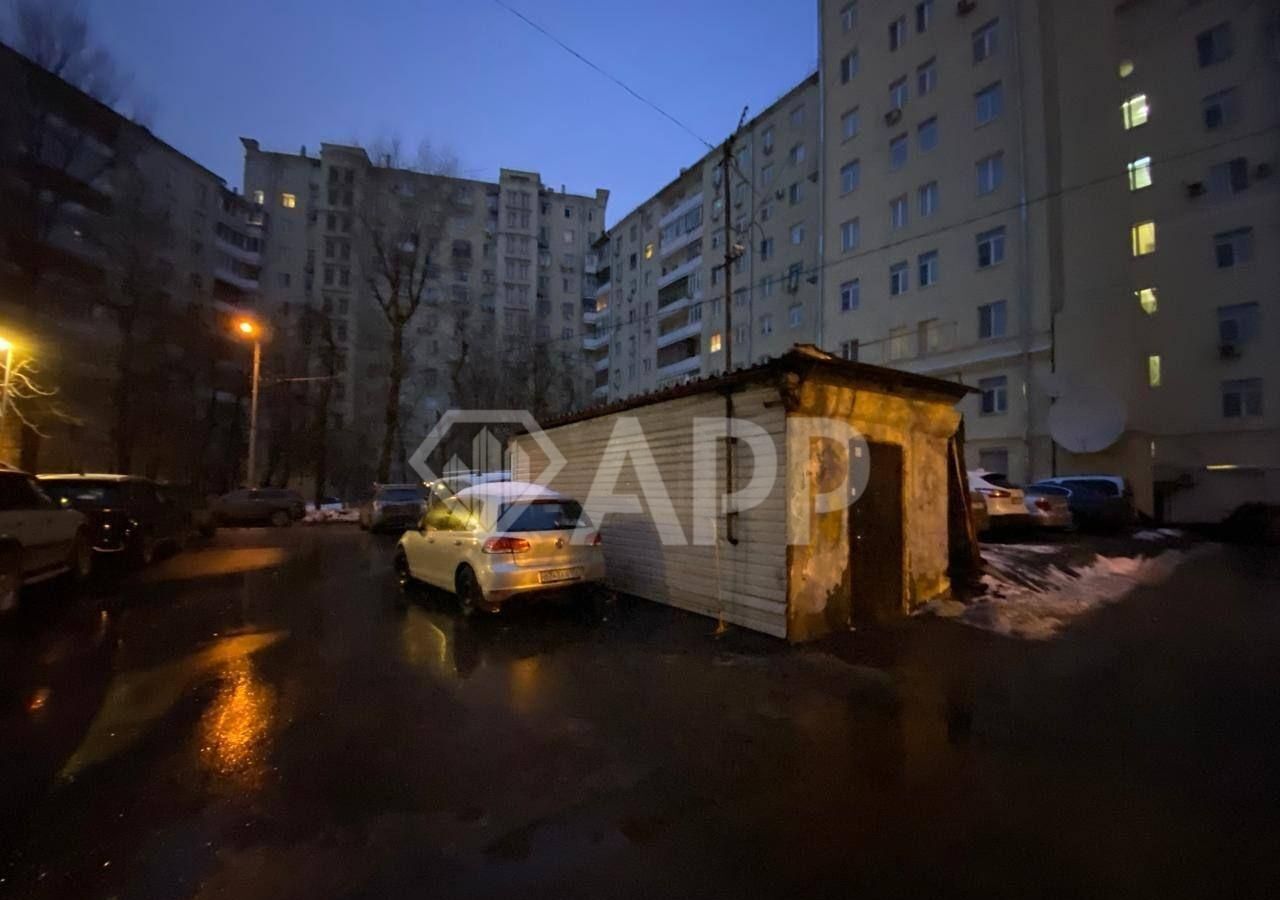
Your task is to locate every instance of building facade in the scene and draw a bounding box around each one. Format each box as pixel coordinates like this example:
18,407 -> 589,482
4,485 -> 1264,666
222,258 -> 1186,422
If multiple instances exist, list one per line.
588,75 -> 823,402
817,0 -> 1278,520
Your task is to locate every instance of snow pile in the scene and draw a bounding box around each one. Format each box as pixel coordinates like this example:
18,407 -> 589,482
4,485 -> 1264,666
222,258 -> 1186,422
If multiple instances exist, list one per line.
302,507 -> 360,524
927,543 -> 1199,640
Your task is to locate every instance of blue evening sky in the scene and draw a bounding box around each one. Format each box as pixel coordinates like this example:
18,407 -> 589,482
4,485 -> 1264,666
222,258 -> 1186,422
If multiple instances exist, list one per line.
84,0 -> 818,226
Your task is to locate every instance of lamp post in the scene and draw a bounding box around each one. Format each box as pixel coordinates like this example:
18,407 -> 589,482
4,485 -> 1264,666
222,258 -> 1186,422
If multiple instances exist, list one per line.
235,319 -> 261,487
0,337 -> 12,432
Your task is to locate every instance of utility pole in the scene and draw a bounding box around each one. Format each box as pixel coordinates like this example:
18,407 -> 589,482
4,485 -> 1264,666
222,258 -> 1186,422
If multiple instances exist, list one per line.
247,337 -> 261,487
721,135 -> 735,374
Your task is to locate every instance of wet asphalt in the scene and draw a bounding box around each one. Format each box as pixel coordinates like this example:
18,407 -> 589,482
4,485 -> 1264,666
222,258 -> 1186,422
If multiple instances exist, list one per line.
1,526 -> 1278,899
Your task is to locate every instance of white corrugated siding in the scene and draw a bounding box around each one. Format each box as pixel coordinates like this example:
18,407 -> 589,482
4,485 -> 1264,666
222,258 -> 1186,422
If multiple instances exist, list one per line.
511,386 -> 789,637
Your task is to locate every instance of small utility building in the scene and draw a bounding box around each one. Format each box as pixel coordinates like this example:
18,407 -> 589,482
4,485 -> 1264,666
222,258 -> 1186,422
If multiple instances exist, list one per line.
511,347 -> 975,642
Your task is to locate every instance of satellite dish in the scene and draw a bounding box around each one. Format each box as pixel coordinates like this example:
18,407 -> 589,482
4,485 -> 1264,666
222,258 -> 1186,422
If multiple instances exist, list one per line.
1049,384 -> 1127,453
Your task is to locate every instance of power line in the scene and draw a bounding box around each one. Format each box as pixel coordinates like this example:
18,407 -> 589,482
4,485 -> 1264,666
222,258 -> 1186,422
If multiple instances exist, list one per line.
489,0 -> 713,150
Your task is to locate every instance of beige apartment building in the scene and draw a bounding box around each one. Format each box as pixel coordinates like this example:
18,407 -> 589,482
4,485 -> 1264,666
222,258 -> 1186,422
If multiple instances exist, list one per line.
818,0 -> 1278,521
242,139 -> 607,484
587,74 -> 823,402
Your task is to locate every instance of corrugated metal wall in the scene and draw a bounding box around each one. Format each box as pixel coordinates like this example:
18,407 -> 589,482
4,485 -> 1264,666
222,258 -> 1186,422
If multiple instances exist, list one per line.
512,385 -> 790,637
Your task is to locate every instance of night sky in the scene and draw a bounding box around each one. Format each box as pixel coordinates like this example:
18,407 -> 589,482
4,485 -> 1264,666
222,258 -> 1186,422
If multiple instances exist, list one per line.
83,0 -> 818,225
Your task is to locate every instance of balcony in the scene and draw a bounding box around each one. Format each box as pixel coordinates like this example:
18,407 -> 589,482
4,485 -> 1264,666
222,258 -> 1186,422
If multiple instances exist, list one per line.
594,279 -> 611,299
214,265 -> 259,293
593,354 -> 611,373
583,331 -> 609,351
656,317 -> 701,349
656,294 -> 692,322
659,223 -> 704,259
656,352 -> 701,381
659,192 -> 703,229
657,254 -> 701,290
215,234 -> 262,266
592,383 -> 609,400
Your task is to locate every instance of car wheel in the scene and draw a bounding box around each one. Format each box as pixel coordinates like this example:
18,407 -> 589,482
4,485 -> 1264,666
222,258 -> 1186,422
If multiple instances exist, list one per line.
67,532 -> 93,583
269,510 -> 290,528
0,544 -> 22,612
455,566 -> 485,618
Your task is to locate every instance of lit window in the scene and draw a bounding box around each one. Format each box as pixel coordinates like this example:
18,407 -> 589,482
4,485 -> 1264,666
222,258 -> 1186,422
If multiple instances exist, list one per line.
281,193 -> 296,209
1122,94 -> 1149,130
251,190 -> 264,205
1147,355 -> 1162,388
644,242 -> 654,259
710,332 -> 722,353
1136,287 -> 1158,315
1118,59 -> 1135,78
1127,157 -> 1153,191
1130,221 -> 1157,257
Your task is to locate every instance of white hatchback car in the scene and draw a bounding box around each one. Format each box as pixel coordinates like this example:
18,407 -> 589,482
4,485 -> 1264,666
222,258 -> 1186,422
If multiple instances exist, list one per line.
395,481 -> 605,614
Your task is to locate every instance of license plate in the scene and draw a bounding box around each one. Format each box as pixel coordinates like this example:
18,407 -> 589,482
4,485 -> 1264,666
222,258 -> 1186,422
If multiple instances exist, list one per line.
538,567 -> 582,584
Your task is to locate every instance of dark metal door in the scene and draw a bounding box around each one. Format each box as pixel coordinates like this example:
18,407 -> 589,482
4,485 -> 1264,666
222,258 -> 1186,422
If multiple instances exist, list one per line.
850,441 -> 905,624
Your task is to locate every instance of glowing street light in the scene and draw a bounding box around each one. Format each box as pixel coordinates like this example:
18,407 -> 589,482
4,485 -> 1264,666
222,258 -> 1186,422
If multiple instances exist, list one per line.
0,336 -> 14,432
234,319 -> 262,487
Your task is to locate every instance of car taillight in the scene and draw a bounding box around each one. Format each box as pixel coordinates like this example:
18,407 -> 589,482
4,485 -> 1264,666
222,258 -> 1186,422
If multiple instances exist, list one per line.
977,487 -> 1010,498
1034,498 -> 1051,511
483,536 -> 531,554
589,531 -> 603,547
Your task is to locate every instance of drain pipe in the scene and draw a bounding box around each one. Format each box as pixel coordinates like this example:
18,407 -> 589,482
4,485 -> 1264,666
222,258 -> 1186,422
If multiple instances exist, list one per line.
1009,0 -> 1036,479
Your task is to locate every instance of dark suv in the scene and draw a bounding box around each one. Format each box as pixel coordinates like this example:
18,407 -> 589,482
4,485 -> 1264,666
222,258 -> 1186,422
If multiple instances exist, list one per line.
38,474 -> 190,566
213,488 -> 305,527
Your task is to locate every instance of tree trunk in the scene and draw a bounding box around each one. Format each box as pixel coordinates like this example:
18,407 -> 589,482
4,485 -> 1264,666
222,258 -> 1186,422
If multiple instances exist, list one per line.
377,322 -> 404,483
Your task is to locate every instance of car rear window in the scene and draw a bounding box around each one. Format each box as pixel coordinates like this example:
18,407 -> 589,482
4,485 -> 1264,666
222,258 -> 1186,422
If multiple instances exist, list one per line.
41,480 -> 126,507
500,500 -> 590,531
1027,485 -> 1069,497
378,488 -> 424,502
1069,479 -> 1120,496
982,473 -> 1019,489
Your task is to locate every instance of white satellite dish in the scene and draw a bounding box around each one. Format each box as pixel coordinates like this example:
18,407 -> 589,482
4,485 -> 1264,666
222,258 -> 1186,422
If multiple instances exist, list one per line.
1049,384 -> 1127,453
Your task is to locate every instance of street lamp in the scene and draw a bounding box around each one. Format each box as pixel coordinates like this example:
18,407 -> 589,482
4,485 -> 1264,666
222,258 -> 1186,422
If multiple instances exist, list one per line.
234,319 -> 262,487
0,337 -> 13,433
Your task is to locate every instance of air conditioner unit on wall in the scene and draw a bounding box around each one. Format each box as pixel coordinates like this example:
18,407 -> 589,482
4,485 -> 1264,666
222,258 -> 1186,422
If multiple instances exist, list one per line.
884,108 -> 902,126
1185,181 -> 1206,198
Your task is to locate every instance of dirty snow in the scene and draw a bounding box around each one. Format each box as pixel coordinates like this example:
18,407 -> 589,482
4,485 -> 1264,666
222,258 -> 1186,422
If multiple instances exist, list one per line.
302,507 -> 360,524
925,542 -> 1205,640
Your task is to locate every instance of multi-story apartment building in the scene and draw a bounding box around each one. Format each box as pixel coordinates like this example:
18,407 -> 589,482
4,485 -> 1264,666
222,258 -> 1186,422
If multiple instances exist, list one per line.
0,41 -> 253,483
818,0 -> 1278,520
590,74 -> 822,402
241,139 -> 607,484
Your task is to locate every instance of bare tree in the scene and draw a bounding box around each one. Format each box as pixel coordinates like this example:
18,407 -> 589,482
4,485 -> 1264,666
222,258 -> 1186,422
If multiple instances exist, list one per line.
355,138 -> 458,483
6,0 -> 123,106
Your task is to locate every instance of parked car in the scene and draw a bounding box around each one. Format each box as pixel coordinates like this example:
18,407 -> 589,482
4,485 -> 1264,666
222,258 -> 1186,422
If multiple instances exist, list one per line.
313,495 -> 345,512
395,481 -> 605,615
359,483 -> 427,531
967,470 -> 1029,527
1028,479 -> 1135,531
213,488 -> 305,527
1023,484 -> 1074,529
40,474 -> 190,565
157,483 -> 217,538
0,465 -> 91,608
969,491 -> 991,535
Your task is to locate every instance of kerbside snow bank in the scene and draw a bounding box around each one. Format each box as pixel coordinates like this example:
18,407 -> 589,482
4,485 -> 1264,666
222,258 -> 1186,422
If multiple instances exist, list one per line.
924,540 -> 1206,640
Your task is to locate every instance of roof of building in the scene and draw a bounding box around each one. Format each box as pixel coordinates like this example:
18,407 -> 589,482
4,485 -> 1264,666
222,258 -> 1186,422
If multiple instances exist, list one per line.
530,345 -> 977,433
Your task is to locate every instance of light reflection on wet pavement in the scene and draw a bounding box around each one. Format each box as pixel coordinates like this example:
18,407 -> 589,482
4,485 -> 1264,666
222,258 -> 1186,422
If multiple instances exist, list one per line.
0,527 -> 1277,899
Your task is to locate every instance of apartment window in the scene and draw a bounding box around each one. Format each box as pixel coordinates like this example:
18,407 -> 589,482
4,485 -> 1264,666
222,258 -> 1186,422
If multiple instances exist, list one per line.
916,0 -> 933,32
1214,227 -> 1252,268
790,105 -> 805,128
629,252 -> 637,269
1222,378 -> 1263,418
786,263 -> 803,292
977,226 -> 1006,267
918,117 -> 938,152
1147,354 -> 1162,388
889,15 -> 906,51
277,272 -> 291,288
761,275 -> 775,298
838,49 -> 860,87
762,126 -> 775,153
280,192 -> 296,209
973,19 -> 999,62
761,163 -> 775,187
840,218 -> 861,252
889,134 -> 908,170
1196,22 -> 1233,67
760,314 -> 774,335
736,324 -> 748,344
888,327 -> 914,360
839,340 -> 859,361
889,77 -> 908,110
979,376 -> 1008,414
760,237 -> 775,260
251,189 -> 264,205
1127,156 -> 1153,191
890,195 -> 909,230
890,261 -> 909,296
643,241 -> 654,259
976,82 -> 1003,125
789,304 -> 803,328
1136,287 -> 1158,315
978,300 -> 1007,338
1131,221 -> 1157,257
1209,157 -> 1250,194
1122,94 -> 1149,130
709,332 -> 723,353
790,223 -> 805,245
919,181 -> 939,217
977,152 -> 1004,195
841,108 -> 860,140
788,182 -> 803,205
840,279 -> 860,311
918,250 -> 939,286
759,203 -> 772,222
1202,88 -> 1238,130
565,229 -> 577,244
1218,302 -> 1259,344
840,160 -> 861,194
789,142 -> 807,164
840,2 -> 858,32
917,58 -> 937,96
